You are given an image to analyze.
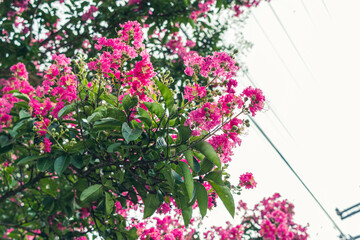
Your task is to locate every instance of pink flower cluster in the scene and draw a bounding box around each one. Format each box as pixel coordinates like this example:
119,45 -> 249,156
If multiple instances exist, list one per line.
134,216 -> 195,240
190,0 -> 216,21
239,172 -> 257,189
0,53 -> 78,153
254,194 -> 308,240
88,21 -> 155,104
233,0 -> 271,17
82,6 -> 98,21
242,86 -> 265,116
165,33 -> 197,61
204,221 -> 244,240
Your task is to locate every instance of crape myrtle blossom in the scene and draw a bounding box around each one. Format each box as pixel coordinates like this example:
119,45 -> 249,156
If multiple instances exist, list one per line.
239,172 -> 257,189
0,20 -> 268,239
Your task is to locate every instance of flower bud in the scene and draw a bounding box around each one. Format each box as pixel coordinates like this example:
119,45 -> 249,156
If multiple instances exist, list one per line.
232,125 -> 238,131
226,102 -> 232,107
204,107 -> 209,112
205,113 -> 210,117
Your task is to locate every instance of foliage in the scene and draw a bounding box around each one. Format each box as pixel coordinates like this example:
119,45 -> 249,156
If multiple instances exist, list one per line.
0,18 -> 266,239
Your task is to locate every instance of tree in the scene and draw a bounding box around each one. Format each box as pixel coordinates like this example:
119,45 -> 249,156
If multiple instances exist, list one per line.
0,0 -> 305,239
0,19 -> 267,239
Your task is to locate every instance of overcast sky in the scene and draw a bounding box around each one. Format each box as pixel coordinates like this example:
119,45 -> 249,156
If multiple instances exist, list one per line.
202,0 -> 360,239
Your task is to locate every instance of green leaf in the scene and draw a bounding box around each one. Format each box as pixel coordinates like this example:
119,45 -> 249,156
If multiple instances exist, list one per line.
181,205 -> 193,227
161,166 -> 174,190
194,182 -> 208,218
12,92 -> 30,102
105,192 -> 114,215
199,157 -> 215,175
107,143 -> 122,153
13,118 -> 33,133
184,150 -> 194,171
122,122 -> 142,143
193,157 -> 200,173
172,170 -> 184,184
155,79 -> 174,109
70,155 -> 83,169
143,102 -> 165,119
58,103 -> 76,118
19,110 -> 31,119
204,170 -> 223,185
122,95 -> 139,113
87,112 -> 103,123
193,141 -> 221,168
177,126 -> 192,144
37,158 -> 54,171
80,184 -> 103,203
136,107 -> 152,127
179,161 -> 193,200
17,155 -> 47,165
209,181 -> 235,218
143,194 -> 162,218
54,156 -> 70,176
0,135 -> 9,148
93,118 -> 122,130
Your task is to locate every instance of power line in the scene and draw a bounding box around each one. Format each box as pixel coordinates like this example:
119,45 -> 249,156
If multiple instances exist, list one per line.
251,13 -> 300,87
249,116 -> 347,238
321,0 -> 331,16
268,3 -> 316,81
299,0 -> 316,26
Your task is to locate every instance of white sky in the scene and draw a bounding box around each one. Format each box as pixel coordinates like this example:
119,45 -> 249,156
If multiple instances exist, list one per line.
202,0 -> 360,239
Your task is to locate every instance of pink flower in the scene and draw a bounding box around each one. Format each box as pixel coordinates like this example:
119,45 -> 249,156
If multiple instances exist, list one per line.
43,138 -> 52,153
239,172 -> 257,189
242,86 -> 265,116
184,84 -> 207,102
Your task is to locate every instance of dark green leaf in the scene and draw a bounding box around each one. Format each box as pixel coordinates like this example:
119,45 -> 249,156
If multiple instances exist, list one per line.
193,141 -> 221,168
122,95 -> 139,113
155,79 -> 174,109
37,158 -> 54,171
136,107 -> 152,127
93,118 -> 122,130
107,143 -> 122,153
80,184 -> 103,203
193,157 -> 200,173
194,182 -> 208,218
17,155 -> 48,165
70,155 -> 83,169
0,135 -> 9,148
209,181 -> 235,218
179,161 -> 193,200
177,126 -> 192,144
19,110 -> 31,119
143,102 -> 165,119
105,192 -> 114,215
54,156 -> 70,176
12,92 -> 30,102
122,122 -> 142,143
143,194 -> 162,218
199,157 -> 215,175
58,103 -> 76,118
204,170 -> 223,185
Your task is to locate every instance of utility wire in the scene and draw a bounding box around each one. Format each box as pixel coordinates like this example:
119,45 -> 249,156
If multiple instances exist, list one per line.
299,0 -> 316,26
321,0 -> 331,16
251,13 -> 300,87
268,3 -> 316,81
244,71 -> 294,139
249,116 -> 347,238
